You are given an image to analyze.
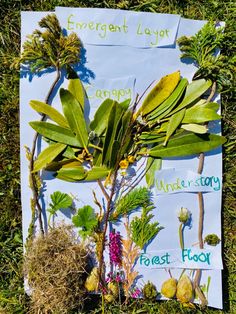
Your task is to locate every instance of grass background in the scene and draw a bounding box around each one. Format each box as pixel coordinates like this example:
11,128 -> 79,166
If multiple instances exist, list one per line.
0,0 -> 235,313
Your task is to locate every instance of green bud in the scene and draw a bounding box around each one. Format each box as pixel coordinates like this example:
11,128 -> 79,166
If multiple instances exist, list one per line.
178,207 -> 191,224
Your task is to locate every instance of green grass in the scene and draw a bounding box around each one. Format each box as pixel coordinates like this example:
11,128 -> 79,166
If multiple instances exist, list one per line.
0,0 -> 235,313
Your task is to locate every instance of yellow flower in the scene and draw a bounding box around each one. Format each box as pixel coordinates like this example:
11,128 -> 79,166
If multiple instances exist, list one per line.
161,278 -> 177,299
128,155 -> 135,163
176,275 -> 193,303
85,267 -> 99,292
119,159 -> 129,169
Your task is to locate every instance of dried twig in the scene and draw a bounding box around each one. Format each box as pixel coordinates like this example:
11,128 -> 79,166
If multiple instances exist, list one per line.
29,66 -> 61,235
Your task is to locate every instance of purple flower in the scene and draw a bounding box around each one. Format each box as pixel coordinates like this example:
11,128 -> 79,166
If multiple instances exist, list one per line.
109,230 -> 122,267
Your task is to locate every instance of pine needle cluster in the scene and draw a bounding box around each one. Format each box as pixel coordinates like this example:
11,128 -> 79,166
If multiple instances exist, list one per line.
111,187 -> 150,221
130,204 -> 163,250
20,14 -> 82,72
177,22 -> 235,92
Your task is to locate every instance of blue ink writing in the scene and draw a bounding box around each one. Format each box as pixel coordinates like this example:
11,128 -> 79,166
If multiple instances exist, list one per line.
182,248 -> 211,265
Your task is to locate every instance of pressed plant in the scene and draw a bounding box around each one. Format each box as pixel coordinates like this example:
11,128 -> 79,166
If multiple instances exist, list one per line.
21,14 -> 227,307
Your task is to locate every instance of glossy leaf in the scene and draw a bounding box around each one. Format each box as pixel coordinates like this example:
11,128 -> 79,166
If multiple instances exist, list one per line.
149,133 -> 226,158
68,78 -> 85,110
62,146 -> 77,159
33,142 -> 67,172
138,71 -> 180,116
182,107 -> 221,124
145,157 -> 162,188
181,124 -> 208,134
168,79 -> 212,116
60,88 -> 88,150
164,109 -> 186,145
147,78 -> 188,121
56,165 -> 87,181
45,158 -> 78,171
102,100 -> 129,167
90,99 -> 114,136
118,109 -> 133,159
30,100 -> 69,128
29,121 -> 82,147
85,166 -> 110,181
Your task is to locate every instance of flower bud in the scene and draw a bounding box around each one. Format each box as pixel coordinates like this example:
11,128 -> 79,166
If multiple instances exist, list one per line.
128,155 -> 135,163
178,207 -> 191,224
161,278 -> 177,298
176,275 -> 193,303
119,159 -> 129,169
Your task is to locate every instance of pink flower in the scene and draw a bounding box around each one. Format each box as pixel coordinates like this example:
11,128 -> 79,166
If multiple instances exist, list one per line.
109,230 -> 122,267
131,288 -> 142,299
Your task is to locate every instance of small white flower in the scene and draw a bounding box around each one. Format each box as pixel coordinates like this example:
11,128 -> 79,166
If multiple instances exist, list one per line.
177,207 -> 191,224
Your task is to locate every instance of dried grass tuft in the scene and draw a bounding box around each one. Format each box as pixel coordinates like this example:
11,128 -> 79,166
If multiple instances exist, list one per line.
24,224 -> 90,314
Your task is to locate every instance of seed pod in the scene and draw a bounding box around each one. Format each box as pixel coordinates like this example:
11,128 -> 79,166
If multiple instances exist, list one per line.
85,267 -> 99,292
161,278 -> 177,298
176,275 -> 193,303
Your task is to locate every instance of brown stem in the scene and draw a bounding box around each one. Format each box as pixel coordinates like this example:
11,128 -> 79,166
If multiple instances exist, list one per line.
97,98 -> 138,287
97,167 -> 119,285
194,82 -> 217,306
29,66 -> 61,235
97,179 -> 109,202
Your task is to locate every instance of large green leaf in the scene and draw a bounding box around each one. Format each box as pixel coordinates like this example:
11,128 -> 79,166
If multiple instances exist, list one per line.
60,88 -> 88,151
102,100 -> 129,167
164,108 -> 186,145
149,133 -> 226,158
182,107 -> 221,124
45,158 -> 78,171
85,166 -> 110,181
181,124 -> 208,134
146,78 -> 188,121
30,100 -> 69,128
29,121 -> 82,147
33,142 -> 67,172
138,71 -> 181,117
119,109 -> 133,158
168,79 -> 212,116
68,78 -> 85,110
145,157 -> 162,188
56,165 -> 87,181
90,99 -> 114,136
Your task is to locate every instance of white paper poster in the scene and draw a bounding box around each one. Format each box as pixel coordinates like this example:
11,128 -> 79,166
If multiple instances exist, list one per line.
20,8 -> 223,309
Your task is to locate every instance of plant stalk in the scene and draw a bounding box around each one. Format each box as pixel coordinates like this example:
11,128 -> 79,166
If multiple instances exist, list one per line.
194,82 -> 217,306
29,66 -> 61,236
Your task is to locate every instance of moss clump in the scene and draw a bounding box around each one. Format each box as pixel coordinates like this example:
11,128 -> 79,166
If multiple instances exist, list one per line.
204,234 -> 221,246
142,281 -> 158,301
24,224 -> 91,313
